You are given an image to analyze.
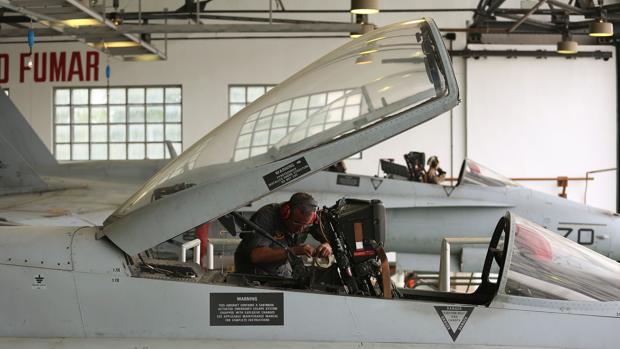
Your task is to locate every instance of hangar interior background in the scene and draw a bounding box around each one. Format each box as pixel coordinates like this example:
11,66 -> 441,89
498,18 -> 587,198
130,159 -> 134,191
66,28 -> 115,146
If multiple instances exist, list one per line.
0,0 -> 616,211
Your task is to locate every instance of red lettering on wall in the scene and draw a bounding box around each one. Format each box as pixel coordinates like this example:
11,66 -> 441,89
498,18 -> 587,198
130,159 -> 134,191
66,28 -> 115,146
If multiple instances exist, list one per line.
34,52 -> 47,82
67,52 -> 83,82
50,52 -> 66,82
86,51 -> 99,81
9,50 -> 101,83
19,53 -> 31,83
0,54 -> 8,84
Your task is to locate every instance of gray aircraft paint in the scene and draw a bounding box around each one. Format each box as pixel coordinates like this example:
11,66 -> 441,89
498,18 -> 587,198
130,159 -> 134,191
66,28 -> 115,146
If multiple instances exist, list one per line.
0,223 -> 619,348
0,19 -> 618,349
244,168 -> 620,270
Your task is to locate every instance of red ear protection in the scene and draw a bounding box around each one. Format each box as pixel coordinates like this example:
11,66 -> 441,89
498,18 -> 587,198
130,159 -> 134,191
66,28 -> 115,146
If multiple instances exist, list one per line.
280,202 -> 292,220
280,202 -> 317,224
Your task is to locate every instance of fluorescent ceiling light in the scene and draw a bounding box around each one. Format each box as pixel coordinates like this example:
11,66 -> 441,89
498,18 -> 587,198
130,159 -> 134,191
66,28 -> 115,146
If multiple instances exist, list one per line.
125,54 -> 161,62
62,18 -> 102,27
351,0 -> 379,14
90,41 -> 140,48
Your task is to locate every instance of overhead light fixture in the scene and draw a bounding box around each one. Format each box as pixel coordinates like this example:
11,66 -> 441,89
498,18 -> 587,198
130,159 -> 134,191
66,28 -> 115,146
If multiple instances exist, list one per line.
351,0 -> 379,15
350,23 -> 375,38
90,41 -> 140,49
125,54 -> 162,62
111,11 -> 124,26
589,19 -> 614,37
62,18 -> 102,27
111,0 -> 122,26
557,35 -> 578,54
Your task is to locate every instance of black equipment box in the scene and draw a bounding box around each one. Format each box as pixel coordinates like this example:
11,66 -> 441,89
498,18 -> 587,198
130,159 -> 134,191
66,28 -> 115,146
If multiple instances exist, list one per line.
336,199 -> 386,261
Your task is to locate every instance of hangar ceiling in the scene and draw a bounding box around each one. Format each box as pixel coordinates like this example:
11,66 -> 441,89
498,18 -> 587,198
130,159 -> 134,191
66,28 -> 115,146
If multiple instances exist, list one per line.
0,0 -> 618,60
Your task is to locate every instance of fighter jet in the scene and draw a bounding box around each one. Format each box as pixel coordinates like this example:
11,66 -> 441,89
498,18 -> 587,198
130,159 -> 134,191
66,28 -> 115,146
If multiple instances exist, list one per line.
1,19 -> 618,348
0,91 -> 170,225
251,158 -> 620,271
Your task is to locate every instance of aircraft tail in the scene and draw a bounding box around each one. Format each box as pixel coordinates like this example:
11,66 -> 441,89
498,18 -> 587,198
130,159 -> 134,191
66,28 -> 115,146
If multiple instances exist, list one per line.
0,90 -> 57,168
0,89 -> 56,195
0,136 -> 49,195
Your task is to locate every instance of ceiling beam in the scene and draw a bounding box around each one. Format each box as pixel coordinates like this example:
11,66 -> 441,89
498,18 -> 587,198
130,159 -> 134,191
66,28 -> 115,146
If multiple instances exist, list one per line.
546,0 -> 589,15
451,48 -> 612,59
0,23 -> 363,37
497,13 -> 557,31
507,0 -> 548,33
73,23 -> 362,35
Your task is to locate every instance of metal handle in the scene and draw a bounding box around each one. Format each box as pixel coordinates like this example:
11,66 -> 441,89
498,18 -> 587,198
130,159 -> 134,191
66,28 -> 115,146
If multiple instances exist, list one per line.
180,238 -> 201,265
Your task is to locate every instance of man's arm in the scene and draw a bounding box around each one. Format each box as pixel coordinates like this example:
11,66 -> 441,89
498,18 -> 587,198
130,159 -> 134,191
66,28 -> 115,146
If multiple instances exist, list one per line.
250,244 -> 315,263
308,224 -> 332,258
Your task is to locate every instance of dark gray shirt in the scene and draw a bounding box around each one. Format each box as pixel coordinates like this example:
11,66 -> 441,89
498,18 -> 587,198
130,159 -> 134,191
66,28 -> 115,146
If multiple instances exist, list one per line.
234,203 -> 325,278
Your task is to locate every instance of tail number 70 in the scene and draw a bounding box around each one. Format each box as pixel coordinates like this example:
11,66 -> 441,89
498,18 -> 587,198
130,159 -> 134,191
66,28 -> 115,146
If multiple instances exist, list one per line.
557,227 -> 594,245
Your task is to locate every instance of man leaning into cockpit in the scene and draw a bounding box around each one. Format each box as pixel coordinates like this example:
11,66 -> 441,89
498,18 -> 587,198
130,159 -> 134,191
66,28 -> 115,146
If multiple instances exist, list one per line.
234,192 -> 332,278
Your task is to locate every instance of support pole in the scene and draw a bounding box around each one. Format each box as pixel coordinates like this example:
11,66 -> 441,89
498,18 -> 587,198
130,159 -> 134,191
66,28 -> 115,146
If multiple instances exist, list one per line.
616,40 -> 620,213
439,240 -> 451,292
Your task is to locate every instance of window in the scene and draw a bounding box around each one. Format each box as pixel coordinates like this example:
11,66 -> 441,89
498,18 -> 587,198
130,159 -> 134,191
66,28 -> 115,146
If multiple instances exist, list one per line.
53,86 -> 182,161
228,84 -> 275,117
233,89 -> 363,161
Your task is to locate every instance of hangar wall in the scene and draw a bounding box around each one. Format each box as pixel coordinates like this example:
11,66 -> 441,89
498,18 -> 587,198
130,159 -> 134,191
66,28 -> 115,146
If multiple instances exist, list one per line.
0,0 -> 616,211
467,44 -> 617,211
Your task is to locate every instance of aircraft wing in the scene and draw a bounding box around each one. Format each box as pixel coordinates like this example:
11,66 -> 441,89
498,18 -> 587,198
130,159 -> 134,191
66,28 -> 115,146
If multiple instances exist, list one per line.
0,177 -> 143,226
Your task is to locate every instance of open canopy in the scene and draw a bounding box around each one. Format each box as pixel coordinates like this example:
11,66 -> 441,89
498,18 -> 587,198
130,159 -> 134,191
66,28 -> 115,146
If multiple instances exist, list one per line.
102,18 -> 459,255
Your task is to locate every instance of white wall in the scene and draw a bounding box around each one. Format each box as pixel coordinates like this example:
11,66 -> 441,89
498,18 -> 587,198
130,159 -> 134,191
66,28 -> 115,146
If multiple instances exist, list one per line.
467,44 -> 617,210
0,0 -> 616,211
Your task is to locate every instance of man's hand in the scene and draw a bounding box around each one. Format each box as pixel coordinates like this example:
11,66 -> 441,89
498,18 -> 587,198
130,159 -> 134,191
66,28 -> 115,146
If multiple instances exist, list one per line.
291,243 -> 315,257
314,242 -> 332,258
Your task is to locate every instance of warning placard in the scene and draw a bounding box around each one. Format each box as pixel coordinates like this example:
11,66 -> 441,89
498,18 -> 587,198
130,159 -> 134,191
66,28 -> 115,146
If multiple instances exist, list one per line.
210,293 -> 284,326
336,175 -> 360,187
263,157 -> 311,191
434,305 -> 474,342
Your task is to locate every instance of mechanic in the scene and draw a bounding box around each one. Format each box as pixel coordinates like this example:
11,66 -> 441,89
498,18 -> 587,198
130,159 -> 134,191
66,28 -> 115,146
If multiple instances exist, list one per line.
234,192 -> 332,278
